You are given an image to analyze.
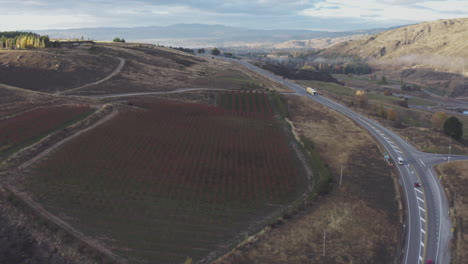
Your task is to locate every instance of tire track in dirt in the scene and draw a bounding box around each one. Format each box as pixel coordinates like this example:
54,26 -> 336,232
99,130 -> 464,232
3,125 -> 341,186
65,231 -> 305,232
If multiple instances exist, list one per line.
3,107 -> 124,263
16,108 -> 117,171
5,184 -> 127,264
59,57 -> 126,95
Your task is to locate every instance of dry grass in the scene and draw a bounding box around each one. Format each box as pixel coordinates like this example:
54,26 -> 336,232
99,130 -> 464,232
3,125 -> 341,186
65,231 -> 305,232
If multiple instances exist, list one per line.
214,95 -> 401,264
0,48 -> 118,93
68,45 -> 279,95
324,18 -> 468,96
434,161 -> 468,264
394,127 -> 468,155
326,18 -> 468,70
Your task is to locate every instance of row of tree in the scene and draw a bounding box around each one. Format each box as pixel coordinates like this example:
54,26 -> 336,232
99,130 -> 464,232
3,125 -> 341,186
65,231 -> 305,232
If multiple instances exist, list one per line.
0,32 -> 51,49
112,37 -> 126,43
171,46 -> 195,54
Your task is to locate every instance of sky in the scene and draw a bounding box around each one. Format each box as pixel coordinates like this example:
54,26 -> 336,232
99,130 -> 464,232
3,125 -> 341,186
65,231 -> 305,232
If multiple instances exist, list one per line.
1,0 -> 467,31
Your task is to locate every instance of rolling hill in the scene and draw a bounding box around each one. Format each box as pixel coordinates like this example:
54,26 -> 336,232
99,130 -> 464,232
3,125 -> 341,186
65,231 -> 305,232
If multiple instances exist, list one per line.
322,18 -> 468,96
272,34 -> 367,50
323,18 -> 468,73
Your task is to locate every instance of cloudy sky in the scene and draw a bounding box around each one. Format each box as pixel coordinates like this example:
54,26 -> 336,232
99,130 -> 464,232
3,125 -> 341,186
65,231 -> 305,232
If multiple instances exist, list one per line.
1,0 -> 467,31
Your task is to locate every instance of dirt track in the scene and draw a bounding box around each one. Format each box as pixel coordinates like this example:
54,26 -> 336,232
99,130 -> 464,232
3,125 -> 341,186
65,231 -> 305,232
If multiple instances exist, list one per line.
17,109 -> 118,171
5,184 -> 126,264
4,108 -> 122,263
59,58 -> 126,95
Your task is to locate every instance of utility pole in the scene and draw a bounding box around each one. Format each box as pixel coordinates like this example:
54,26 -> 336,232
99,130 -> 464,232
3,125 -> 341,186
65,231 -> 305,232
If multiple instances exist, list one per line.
323,229 -> 327,257
339,166 -> 343,189
448,135 -> 452,162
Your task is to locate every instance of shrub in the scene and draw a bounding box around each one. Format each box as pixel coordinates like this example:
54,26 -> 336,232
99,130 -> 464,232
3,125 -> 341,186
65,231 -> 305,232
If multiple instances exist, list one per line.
387,108 -> 397,121
444,116 -> 463,140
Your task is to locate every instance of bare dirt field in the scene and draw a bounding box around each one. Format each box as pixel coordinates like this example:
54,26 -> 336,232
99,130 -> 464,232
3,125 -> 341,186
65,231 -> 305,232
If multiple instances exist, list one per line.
214,95 -> 401,264
434,161 -> 468,264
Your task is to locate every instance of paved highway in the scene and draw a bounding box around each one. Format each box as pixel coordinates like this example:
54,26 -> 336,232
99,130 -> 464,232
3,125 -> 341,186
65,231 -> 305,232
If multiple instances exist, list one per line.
225,57 -> 468,264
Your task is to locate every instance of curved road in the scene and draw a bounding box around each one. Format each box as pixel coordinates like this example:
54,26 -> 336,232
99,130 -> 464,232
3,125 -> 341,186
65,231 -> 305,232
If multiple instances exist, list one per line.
223,57 -> 468,264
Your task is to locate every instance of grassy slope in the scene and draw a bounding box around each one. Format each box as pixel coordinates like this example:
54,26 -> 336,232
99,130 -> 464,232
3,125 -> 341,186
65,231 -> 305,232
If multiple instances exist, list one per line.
0,49 -> 118,93
434,161 -> 468,264
324,18 -> 468,68
67,44 -> 284,95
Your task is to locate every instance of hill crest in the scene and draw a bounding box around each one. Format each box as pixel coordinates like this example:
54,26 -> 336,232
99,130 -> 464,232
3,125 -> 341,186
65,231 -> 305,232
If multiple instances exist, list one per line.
323,18 -> 468,73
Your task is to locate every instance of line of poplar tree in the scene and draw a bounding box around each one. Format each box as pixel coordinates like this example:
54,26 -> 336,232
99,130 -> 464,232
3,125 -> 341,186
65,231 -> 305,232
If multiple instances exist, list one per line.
0,32 -> 51,49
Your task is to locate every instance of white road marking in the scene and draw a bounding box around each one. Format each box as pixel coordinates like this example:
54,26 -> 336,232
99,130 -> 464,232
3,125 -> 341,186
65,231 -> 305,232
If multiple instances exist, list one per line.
419,159 -> 426,166
419,256 -> 423,261
415,188 -> 423,194
419,207 -> 426,212
417,197 -> 424,203
421,242 -> 425,247
394,149 -> 403,154
421,217 -> 425,222
421,229 -> 425,234
428,169 -> 443,264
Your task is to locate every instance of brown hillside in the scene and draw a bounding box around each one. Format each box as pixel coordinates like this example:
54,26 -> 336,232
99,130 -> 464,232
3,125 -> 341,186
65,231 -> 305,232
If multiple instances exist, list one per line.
273,35 -> 366,50
324,18 -> 468,73
0,49 -> 119,93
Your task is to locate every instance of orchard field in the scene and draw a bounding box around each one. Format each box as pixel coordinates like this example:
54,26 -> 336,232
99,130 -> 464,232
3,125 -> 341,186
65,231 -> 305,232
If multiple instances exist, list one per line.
21,94 -> 305,263
0,105 -> 93,158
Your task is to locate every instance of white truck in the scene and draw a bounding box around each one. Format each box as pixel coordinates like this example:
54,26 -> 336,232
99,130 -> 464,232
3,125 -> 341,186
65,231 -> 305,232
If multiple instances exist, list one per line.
306,87 -> 317,95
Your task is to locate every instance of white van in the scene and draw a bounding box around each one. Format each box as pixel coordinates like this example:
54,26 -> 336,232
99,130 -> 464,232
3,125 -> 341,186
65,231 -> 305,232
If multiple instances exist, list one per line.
397,157 -> 404,165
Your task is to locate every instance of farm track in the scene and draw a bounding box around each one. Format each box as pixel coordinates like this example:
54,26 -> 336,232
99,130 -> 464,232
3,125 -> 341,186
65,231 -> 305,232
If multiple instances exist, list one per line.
92,88 -> 297,99
59,57 -> 126,95
1,104 -> 116,175
2,107 -> 121,263
5,184 -> 127,264
16,109 -> 118,171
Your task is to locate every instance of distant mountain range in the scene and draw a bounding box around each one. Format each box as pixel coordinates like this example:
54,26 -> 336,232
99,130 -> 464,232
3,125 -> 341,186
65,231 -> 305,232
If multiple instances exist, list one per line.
34,24 -> 397,48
